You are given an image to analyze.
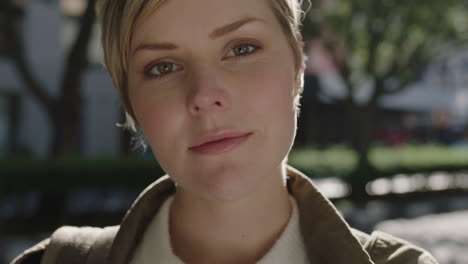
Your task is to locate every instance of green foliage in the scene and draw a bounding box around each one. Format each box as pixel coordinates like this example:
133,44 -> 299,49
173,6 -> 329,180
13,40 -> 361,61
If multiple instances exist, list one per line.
288,145 -> 357,177
0,157 -> 164,192
303,0 -> 468,97
288,144 -> 468,178
370,144 -> 468,170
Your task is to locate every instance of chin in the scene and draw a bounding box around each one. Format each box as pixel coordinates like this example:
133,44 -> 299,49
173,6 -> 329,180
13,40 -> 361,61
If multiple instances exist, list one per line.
193,163 -> 264,202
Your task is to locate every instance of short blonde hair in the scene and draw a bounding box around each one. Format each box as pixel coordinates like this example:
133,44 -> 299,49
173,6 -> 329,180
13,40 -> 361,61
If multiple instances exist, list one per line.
96,0 -> 309,132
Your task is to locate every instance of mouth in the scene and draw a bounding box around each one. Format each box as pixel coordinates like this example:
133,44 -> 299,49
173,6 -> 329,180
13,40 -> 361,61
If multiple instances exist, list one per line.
189,132 -> 253,155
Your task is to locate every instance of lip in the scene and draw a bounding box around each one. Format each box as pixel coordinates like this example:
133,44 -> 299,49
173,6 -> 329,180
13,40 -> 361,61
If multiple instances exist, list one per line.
189,130 -> 253,155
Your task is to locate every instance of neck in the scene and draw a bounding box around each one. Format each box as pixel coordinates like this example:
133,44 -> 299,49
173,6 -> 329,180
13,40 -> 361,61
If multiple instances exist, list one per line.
169,167 -> 292,264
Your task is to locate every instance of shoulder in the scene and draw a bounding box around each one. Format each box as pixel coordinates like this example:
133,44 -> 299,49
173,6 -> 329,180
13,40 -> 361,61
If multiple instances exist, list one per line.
10,238 -> 49,264
10,226 -> 119,264
351,229 -> 439,264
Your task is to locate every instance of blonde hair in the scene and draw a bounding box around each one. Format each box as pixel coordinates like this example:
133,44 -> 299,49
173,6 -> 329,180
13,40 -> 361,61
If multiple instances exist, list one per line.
96,0 -> 309,133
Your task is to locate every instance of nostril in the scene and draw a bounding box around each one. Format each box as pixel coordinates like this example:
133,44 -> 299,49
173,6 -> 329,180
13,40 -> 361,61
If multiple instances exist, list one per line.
190,98 -> 226,114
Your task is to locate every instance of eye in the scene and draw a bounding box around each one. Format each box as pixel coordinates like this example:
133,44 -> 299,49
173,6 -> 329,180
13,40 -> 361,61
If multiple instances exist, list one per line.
145,61 -> 183,78
225,43 -> 261,58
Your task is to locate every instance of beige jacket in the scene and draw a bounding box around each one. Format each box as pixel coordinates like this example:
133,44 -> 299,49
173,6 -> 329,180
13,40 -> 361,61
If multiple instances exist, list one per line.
11,166 -> 438,264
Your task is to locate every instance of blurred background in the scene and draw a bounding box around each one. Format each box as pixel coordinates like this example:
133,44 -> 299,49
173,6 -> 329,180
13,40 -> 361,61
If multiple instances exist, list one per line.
1,0 -> 467,263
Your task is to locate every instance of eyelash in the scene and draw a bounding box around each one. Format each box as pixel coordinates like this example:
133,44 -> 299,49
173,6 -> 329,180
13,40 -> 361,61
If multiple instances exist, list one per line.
143,41 -> 262,79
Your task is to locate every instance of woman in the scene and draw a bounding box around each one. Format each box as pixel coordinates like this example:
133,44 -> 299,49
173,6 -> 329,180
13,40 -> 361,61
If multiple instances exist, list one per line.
12,0 -> 438,263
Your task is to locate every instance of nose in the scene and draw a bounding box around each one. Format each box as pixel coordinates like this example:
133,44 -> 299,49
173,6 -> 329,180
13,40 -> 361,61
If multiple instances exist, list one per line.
187,70 -> 229,116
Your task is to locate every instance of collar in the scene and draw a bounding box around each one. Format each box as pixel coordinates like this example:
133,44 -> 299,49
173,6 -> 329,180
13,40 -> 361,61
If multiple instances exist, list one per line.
130,195 -> 309,264
108,165 -> 373,264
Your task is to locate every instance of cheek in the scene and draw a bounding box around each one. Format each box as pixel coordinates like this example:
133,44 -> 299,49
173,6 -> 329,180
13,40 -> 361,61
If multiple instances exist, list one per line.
244,58 -> 297,144
130,87 -> 184,152
241,59 -> 296,117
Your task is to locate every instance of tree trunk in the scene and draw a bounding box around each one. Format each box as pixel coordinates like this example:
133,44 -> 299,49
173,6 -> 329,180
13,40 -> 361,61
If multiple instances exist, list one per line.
1,0 -> 96,226
50,98 -> 83,157
345,101 -> 379,202
49,0 -> 95,156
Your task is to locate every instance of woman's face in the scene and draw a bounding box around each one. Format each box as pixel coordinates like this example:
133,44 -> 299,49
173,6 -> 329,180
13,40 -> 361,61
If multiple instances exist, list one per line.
128,0 -> 300,201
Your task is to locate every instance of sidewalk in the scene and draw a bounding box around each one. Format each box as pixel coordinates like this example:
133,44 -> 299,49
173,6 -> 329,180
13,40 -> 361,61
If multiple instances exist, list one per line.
376,210 -> 468,264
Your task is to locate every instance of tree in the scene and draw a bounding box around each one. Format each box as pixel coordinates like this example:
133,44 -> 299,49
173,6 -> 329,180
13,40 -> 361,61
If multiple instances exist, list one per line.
0,0 -> 97,225
302,0 -> 468,200
0,0 -> 96,157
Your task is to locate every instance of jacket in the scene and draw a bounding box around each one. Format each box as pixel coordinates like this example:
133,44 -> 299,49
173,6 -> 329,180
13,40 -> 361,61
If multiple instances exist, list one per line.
11,166 -> 438,264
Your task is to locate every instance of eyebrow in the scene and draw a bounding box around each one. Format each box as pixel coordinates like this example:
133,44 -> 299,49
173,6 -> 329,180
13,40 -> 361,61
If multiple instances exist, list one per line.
209,17 -> 261,39
132,17 -> 263,56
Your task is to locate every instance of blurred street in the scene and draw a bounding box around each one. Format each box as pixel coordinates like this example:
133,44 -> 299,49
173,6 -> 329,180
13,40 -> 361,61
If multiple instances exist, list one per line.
377,210 -> 468,264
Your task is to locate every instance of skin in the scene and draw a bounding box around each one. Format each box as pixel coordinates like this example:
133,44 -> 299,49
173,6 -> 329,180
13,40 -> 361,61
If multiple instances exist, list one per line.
128,0 -> 304,262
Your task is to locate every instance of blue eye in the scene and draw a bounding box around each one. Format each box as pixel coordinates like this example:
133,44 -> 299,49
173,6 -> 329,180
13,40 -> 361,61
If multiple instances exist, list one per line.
145,62 -> 183,78
143,42 -> 261,79
226,43 -> 260,58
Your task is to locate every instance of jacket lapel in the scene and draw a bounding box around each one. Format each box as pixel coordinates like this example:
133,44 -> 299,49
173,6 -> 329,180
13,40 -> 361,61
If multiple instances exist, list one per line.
108,175 -> 176,264
108,166 -> 374,264
287,166 -> 374,264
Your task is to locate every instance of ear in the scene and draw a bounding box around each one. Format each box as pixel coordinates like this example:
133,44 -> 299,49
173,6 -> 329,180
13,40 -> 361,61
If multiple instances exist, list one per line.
295,75 -> 304,97
295,33 -> 306,96
296,32 -> 307,71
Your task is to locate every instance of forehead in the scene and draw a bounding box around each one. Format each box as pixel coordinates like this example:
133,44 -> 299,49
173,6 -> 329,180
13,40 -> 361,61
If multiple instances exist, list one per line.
131,0 -> 279,47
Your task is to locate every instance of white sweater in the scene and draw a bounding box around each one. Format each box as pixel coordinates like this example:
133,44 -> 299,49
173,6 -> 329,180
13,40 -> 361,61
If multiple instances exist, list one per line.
130,196 -> 309,264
